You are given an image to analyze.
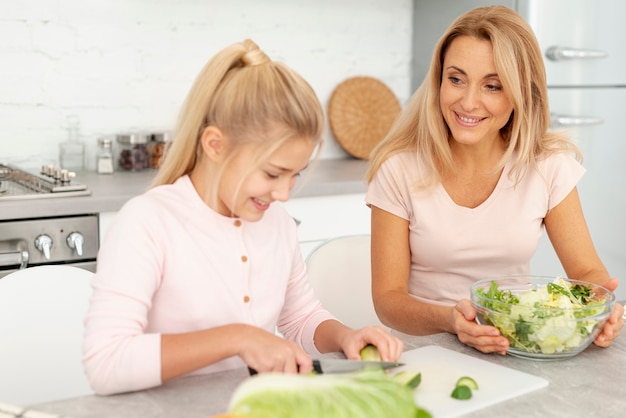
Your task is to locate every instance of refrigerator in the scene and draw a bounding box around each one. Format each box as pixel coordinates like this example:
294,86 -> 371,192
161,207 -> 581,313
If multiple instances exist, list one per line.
413,0 -> 626,300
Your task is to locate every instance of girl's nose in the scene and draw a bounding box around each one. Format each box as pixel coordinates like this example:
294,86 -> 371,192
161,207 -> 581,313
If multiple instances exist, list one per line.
271,179 -> 293,202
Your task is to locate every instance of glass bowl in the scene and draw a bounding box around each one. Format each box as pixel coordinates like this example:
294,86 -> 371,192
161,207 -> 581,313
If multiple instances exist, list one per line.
470,275 -> 615,360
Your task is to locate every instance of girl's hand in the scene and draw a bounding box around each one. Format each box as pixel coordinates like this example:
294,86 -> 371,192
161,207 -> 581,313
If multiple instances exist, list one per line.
453,299 -> 509,355
238,326 -> 313,374
338,325 -> 404,362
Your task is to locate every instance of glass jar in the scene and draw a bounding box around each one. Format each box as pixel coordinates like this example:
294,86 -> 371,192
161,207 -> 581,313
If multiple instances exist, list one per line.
151,132 -> 171,169
116,133 -> 151,171
96,137 -> 114,174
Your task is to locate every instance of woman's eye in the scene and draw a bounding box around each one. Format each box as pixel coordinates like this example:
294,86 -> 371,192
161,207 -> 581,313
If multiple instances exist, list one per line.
265,172 -> 279,179
486,84 -> 502,92
448,76 -> 462,85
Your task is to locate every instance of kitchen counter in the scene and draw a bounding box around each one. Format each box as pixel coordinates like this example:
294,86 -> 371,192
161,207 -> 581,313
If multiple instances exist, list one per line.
25,331 -> 626,418
0,158 -> 368,221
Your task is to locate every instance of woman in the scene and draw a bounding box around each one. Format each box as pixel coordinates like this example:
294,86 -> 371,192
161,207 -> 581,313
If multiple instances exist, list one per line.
83,39 -> 402,396
366,6 -> 623,354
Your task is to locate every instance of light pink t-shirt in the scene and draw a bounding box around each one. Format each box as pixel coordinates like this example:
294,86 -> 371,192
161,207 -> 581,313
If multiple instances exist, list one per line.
83,175 -> 334,395
366,151 -> 585,306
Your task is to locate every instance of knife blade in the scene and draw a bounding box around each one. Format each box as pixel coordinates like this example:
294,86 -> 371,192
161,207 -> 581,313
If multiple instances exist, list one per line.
247,359 -> 404,375
312,358 -> 404,374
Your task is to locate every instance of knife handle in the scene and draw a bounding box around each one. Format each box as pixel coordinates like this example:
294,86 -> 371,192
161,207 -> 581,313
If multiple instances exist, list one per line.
312,359 -> 323,374
248,361 -> 323,376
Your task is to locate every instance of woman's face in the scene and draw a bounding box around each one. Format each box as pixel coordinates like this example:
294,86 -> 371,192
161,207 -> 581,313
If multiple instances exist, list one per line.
217,136 -> 317,221
439,36 -> 513,147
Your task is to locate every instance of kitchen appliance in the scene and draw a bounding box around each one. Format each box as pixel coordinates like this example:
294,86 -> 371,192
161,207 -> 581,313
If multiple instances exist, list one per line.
0,163 -> 90,200
516,0 -> 626,302
0,164 -> 97,278
396,345 -> 548,418
412,0 -> 626,301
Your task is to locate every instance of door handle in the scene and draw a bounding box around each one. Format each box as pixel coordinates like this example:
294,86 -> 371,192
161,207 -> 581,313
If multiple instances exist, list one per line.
550,113 -> 604,128
0,239 -> 29,269
545,46 -> 608,61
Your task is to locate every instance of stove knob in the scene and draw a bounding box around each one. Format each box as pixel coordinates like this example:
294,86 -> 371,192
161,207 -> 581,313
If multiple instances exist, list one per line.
66,231 -> 84,256
34,234 -> 53,260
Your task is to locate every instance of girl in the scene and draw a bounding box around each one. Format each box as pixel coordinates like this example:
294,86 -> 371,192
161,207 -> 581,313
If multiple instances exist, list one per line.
83,39 -> 402,395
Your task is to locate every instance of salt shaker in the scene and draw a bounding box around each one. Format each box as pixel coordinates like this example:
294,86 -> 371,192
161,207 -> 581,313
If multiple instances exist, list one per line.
96,137 -> 114,174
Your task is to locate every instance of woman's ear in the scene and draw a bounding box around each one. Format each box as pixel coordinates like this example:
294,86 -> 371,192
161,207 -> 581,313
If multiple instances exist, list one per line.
199,126 -> 226,161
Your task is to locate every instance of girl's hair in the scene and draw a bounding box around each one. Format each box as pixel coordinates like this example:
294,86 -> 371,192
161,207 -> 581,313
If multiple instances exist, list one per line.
366,5 -> 580,187
151,39 -> 324,193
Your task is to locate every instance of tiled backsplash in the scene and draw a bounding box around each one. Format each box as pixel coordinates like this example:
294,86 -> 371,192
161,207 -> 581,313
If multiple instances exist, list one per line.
0,0 -> 412,169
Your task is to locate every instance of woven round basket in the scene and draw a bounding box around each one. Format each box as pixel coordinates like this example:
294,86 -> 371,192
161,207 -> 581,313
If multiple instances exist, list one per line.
328,76 -> 401,160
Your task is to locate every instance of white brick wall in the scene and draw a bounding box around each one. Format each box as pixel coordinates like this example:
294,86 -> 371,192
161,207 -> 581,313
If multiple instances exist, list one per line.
0,0 -> 413,169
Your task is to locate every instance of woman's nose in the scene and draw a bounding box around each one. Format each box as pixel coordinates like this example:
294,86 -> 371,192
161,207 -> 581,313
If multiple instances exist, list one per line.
460,86 -> 480,110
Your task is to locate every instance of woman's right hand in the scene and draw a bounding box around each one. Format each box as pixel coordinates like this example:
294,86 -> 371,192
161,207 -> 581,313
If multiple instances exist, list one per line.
452,299 -> 509,355
238,326 -> 313,374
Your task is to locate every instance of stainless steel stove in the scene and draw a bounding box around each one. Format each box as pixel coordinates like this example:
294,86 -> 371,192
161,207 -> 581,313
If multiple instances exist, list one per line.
0,164 -> 97,278
0,163 -> 91,200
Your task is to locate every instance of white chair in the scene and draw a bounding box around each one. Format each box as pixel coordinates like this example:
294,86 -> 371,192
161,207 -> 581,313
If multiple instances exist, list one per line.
0,265 -> 94,407
305,234 -> 384,329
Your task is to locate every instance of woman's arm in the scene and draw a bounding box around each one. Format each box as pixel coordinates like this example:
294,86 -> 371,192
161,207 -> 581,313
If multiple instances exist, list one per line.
370,206 -> 451,334
370,206 -> 508,354
544,187 -> 624,346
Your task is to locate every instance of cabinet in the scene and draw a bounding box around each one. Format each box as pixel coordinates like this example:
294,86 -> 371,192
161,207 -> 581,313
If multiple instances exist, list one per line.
281,193 -> 370,260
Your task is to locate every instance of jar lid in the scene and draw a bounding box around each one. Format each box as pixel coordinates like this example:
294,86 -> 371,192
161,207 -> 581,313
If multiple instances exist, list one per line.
151,131 -> 172,143
98,137 -> 113,147
116,133 -> 149,144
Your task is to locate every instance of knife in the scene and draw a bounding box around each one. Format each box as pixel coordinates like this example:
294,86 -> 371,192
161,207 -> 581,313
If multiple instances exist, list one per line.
248,358 -> 404,375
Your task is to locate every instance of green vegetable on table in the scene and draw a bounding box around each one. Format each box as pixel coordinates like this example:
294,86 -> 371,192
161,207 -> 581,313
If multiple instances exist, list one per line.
227,371 -> 431,418
451,376 -> 479,400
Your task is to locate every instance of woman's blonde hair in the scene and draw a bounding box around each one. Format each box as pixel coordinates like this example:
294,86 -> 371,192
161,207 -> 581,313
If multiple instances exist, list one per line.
366,5 -> 580,186
151,39 -> 324,192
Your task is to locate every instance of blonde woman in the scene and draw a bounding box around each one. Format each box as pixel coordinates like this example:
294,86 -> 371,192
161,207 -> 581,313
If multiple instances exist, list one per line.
84,39 -> 402,396
366,6 -> 623,354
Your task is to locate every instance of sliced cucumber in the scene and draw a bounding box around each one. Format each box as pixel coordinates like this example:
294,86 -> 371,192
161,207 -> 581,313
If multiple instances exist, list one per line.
451,385 -> 472,400
392,371 -> 422,389
455,376 -> 479,390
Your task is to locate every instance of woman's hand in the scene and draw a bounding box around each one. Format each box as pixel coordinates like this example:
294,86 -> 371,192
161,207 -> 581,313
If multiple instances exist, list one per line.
238,326 -> 313,374
452,299 -> 509,355
593,278 -> 624,347
338,325 -> 404,362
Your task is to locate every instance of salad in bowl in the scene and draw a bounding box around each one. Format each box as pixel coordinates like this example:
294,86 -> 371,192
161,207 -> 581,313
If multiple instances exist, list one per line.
470,275 -> 615,359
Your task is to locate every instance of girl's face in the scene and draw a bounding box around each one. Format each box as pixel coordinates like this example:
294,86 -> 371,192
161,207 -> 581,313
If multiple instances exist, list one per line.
217,136 -> 317,221
439,36 -> 513,147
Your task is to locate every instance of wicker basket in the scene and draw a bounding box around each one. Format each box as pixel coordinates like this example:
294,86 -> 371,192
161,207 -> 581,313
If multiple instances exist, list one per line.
328,76 -> 401,160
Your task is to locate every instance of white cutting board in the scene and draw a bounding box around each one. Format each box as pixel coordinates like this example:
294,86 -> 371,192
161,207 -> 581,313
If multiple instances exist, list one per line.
397,346 -> 548,417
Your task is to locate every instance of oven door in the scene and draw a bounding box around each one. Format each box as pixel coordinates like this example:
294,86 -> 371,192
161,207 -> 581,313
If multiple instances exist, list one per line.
0,215 -> 99,279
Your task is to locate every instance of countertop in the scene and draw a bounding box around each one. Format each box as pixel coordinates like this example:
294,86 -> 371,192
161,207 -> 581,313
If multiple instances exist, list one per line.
0,159 -> 368,221
25,331 -> 626,418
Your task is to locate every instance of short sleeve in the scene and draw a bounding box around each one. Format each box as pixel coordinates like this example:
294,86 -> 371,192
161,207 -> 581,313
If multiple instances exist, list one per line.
366,153 -> 414,221
540,152 -> 586,211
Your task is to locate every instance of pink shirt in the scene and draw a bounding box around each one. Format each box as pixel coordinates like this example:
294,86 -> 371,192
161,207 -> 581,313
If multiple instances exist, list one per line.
83,175 -> 334,395
366,151 -> 585,306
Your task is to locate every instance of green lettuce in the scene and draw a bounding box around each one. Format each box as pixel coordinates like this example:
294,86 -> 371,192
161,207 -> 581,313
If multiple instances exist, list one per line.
228,371 -> 431,418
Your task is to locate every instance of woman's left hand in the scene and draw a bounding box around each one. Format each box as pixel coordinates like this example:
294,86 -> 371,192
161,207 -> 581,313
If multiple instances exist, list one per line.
593,278 -> 624,347
339,325 -> 404,362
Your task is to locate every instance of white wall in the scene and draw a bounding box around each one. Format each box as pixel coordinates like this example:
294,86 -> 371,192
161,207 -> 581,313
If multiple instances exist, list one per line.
0,0 -> 413,169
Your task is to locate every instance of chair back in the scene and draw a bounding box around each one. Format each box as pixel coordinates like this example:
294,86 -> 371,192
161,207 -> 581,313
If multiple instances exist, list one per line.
0,265 -> 94,406
305,234 -> 383,329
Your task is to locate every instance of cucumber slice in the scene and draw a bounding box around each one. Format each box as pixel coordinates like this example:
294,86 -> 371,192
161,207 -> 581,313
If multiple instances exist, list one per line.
451,385 -> 472,400
455,376 -> 479,390
392,371 -> 422,389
